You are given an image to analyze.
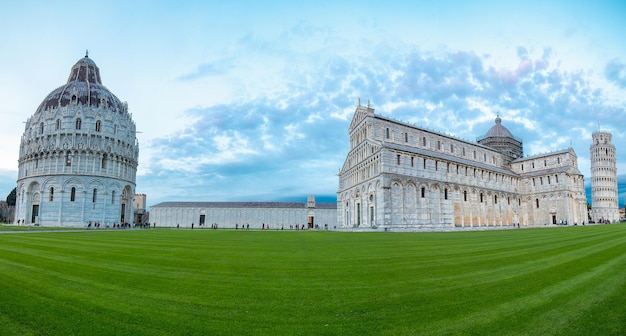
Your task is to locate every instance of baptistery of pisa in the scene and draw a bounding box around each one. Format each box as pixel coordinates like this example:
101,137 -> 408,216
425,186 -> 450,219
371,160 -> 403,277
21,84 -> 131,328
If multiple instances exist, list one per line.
15,53 -> 138,227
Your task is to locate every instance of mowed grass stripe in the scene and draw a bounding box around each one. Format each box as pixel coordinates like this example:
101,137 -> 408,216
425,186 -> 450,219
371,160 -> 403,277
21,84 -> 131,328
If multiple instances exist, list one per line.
0,225 -> 624,335
415,237 -> 626,335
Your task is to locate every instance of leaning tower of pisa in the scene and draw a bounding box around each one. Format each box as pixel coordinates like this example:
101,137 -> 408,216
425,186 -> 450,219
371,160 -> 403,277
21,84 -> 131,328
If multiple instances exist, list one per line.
589,131 -> 619,223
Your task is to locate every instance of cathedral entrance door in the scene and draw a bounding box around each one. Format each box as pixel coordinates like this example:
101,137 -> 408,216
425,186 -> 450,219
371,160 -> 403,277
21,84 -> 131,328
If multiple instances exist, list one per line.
552,215 -> 557,225
308,216 -> 314,229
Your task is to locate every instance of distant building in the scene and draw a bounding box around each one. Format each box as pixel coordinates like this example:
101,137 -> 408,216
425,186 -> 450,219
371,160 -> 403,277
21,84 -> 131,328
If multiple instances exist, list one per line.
589,131 -> 619,223
0,201 -> 15,223
134,193 -> 148,224
150,195 -> 337,229
337,102 -> 587,229
14,54 -> 139,227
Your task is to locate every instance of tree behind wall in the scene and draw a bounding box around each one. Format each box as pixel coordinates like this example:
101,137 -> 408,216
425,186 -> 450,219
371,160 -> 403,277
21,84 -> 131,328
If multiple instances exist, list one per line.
6,187 -> 16,206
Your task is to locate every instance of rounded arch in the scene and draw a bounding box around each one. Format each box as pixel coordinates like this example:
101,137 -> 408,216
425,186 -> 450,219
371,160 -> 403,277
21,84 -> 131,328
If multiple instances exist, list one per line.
86,178 -> 106,190
63,177 -> 85,191
119,185 -> 134,224
390,180 -> 403,226
26,181 -> 42,200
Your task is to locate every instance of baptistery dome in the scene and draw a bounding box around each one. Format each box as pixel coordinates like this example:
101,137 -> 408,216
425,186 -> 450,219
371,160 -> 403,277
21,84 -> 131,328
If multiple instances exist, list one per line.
15,54 -> 139,227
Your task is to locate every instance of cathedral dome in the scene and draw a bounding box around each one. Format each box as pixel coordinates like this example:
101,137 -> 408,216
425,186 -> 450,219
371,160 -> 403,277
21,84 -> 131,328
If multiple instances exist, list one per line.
477,115 -> 523,163
484,115 -> 514,138
34,54 -> 126,115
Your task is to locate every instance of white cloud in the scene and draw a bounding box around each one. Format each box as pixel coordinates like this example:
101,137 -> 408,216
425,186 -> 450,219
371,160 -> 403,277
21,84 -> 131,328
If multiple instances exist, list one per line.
2,1 -> 625,205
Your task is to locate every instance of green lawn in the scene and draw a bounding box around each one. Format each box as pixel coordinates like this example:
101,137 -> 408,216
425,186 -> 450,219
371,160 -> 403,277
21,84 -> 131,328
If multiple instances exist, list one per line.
0,224 -> 85,231
0,225 -> 624,335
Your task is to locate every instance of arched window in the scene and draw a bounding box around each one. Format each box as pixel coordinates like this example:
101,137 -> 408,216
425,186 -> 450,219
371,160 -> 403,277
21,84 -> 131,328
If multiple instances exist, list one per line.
56,119 -> 61,130
92,189 -> 97,203
444,188 -> 448,200
65,153 -> 72,166
70,187 -> 76,202
95,120 -> 102,132
75,118 -> 82,130
421,187 -> 425,198
480,193 -> 484,203
494,195 -> 498,204
39,122 -> 44,134
49,187 -> 54,202
111,190 -> 116,204
101,155 -> 106,169
463,190 -> 467,202
536,199 -> 540,208
71,95 -> 77,104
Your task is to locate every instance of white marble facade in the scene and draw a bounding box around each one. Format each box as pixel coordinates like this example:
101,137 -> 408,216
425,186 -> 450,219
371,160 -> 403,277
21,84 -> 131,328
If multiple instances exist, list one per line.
337,103 -> 588,229
589,131 -> 620,223
14,54 -> 138,227
150,198 -> 337,229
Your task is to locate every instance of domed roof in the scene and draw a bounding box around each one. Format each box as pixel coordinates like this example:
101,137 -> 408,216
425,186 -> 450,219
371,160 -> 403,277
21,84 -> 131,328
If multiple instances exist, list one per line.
483,115 -> 514,138
34,53 -> 126,115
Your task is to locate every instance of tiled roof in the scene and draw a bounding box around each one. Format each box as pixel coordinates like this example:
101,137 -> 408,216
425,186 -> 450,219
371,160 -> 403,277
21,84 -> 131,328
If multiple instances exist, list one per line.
511,149 -> 571,162
151,201 -> 337,209
383,142 -> 517,176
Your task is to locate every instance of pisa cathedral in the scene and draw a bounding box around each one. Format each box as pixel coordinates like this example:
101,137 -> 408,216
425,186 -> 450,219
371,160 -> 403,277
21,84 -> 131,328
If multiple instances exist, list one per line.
337,102 -> 589,229
14,54 -> 138,227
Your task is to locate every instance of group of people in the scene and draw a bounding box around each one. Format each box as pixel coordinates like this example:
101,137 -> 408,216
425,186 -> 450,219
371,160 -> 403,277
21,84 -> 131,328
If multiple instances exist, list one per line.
86,221 -> 154,229
86,221 -> 102,228
172,222 -> 336,230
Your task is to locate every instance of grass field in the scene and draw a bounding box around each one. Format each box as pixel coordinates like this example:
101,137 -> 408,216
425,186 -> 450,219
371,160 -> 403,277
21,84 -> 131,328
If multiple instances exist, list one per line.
0,225 -> 624,335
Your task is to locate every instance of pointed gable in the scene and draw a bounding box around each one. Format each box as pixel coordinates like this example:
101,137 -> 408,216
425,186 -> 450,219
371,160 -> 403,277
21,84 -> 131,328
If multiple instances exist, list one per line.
349,105 -> 375,133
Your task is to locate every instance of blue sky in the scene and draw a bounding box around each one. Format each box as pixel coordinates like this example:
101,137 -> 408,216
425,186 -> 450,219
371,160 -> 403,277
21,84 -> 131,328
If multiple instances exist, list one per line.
1,1 -> 626,207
